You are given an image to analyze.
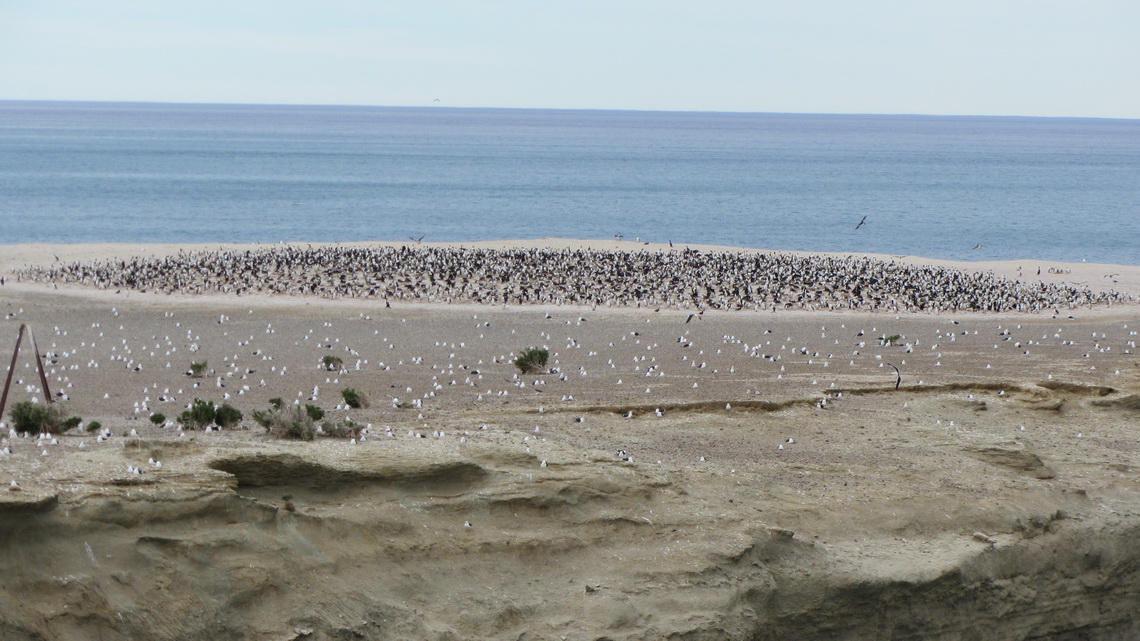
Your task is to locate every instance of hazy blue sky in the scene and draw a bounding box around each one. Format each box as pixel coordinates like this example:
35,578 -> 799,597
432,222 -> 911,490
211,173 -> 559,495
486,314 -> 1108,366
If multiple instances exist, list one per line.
1,0 -> 1136,117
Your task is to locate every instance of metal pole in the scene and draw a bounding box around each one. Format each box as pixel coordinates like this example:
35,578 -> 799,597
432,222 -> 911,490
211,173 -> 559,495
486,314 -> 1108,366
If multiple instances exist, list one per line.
0,324 -> 28,421
28,325 -> 53,404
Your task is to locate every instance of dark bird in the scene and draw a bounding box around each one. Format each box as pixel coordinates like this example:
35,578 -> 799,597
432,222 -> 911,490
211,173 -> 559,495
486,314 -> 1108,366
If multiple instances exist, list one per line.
972,244 -> 985,250
888,363 -> 901,390
409,235 -> 425,243
855,216 -> 867,230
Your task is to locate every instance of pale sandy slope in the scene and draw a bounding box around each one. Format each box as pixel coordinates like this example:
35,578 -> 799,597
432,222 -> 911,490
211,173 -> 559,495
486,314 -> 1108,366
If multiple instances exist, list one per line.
0,241 -> 1138,640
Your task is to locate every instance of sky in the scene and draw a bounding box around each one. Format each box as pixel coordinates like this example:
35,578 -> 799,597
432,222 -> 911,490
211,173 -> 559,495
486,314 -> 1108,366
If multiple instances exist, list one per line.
0,0 -> 1137,118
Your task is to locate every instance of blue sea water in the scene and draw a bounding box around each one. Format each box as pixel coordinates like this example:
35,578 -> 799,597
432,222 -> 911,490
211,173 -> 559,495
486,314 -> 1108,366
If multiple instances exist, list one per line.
1,100 -> 1137,264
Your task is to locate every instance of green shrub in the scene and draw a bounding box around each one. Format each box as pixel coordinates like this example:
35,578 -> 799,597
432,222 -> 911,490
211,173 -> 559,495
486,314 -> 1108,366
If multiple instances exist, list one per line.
305,404 -> 325,421
269,397 -> 284,410
341,388 -> 368,409
178,398 -> 217,430
322,354 -> 344,371
86,420 -> 103,433
884,334 -> 902,346
188,360 -> 208,378
514,347 -> 549,374
214,403 -> 243,429
7,401 -> 79,435
149,413 -> 166,425
9,402 -> 49,436
253,400 -> 366,441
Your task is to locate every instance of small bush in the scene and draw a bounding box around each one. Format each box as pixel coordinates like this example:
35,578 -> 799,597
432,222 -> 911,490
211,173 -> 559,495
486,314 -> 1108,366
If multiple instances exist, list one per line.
255,404 -> 315,441
268,397 -> 284,410
514,347 -> 549,374
214,403 -> 243,429
254,400 -> 366,441
149,413 -> 166,425
322,355 -> 343,371
188,360 -> 208,378
320,419 -> 362,439
178,398 -> 217,430
9,402 -> 50,436
7,401 -> 79,435
86,420 -> 103,433
282,417 -> 315,440
341,388 -> 368,409
305,404 -> 325,421
884,334 -> 902,346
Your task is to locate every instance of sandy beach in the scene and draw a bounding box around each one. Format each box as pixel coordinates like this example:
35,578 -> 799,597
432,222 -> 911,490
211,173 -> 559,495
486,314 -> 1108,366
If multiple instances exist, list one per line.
2,240 -> 1139,640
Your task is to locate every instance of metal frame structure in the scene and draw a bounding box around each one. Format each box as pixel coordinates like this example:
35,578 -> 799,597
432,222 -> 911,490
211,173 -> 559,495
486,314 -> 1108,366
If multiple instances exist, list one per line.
0,324 -> 53,421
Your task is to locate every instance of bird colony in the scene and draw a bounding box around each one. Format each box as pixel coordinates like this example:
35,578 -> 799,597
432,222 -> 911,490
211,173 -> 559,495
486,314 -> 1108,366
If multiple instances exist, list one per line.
14,245 -> 1131,312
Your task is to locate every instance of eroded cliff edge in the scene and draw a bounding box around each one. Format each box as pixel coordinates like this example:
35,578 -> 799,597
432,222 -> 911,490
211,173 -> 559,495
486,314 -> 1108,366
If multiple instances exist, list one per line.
2,383 -> 1139,641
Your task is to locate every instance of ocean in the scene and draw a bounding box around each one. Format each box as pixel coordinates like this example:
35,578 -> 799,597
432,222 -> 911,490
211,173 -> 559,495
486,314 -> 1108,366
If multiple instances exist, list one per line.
1,100 -> 1137,264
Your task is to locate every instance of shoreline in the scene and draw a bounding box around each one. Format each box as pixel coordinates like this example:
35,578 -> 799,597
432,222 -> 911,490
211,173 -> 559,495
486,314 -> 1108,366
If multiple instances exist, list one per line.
5,237 -> 1140,269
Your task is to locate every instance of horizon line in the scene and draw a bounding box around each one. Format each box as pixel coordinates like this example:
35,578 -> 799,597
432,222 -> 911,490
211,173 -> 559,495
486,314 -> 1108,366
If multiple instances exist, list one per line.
1,97 -> 1136,122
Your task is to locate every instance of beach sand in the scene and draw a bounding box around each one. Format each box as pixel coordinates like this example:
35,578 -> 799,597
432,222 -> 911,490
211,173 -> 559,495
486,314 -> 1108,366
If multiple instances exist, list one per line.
1,240 -> 1139,640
